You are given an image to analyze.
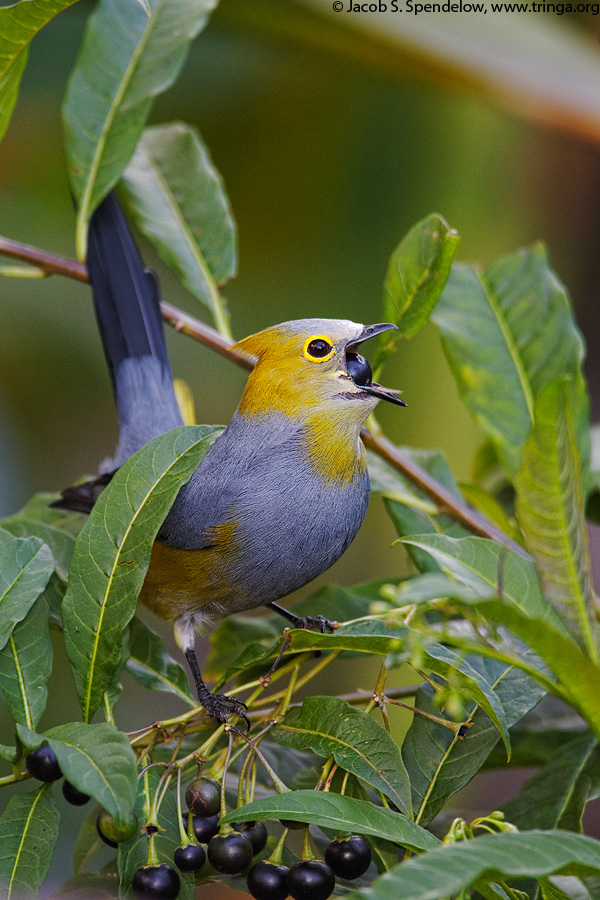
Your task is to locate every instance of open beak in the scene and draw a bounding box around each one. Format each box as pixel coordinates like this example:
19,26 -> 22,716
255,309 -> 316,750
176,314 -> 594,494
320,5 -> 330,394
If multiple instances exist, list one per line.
347,322 -> 398,349
346,323 -> 407,407
360,382 -> 407,407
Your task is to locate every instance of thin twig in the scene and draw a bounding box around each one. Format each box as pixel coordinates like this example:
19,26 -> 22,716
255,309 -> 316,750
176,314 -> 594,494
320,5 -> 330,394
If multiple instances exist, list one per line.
0,236 -> 529,556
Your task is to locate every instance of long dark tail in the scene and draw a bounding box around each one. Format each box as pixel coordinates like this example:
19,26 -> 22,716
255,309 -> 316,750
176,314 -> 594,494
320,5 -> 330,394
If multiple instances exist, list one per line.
52,193 -> 183,513
86,192 -> 183,465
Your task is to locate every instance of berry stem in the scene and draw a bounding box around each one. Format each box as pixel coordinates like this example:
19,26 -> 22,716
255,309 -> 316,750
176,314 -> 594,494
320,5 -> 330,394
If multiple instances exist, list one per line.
227,727 -> 290,795
301,827 -> 316,862
268,828 -> 289,867
146,831 -> 161,868
176,768 -> 193,848
218,729 -> 236,834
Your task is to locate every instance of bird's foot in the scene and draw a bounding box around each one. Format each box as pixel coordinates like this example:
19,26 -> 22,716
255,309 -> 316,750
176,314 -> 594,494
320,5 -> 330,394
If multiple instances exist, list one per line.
199,688 -> 250,731
290,614 -> 336,634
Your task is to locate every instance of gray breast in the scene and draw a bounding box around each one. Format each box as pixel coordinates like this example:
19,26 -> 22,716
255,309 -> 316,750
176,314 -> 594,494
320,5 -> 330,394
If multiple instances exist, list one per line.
159,412 -> 370,609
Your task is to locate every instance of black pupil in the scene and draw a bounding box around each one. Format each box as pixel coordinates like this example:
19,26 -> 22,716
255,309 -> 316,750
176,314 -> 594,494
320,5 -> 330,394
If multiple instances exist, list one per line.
308,339 -> 331,358
346,352 -> 372,387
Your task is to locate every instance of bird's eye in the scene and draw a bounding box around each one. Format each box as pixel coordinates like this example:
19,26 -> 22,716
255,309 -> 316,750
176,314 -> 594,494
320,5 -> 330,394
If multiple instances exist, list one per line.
303,336 -> 334,362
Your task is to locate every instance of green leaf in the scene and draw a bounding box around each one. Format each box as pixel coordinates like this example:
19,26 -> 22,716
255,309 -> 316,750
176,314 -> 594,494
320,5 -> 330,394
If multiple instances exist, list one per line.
0,596 -> 52,729
0,783 -> 60,900
486,729 -> 583,769
500,732 -> 599,832
62,425 -> 219,722
539,878 -> 577,900
62,0 -> 219,259
17,721 -> 137,827
7,493 -> 84,537
2,518 -> 76,582
0,0 -> 80,143
449,599 -> 600,742
432,245 -> 588,480
375,214 -> 459,367
42,572 -> 67,627
422,643 -> 510,757
125,616 -> 195,707
0,527 -> 54,652
216,618 -> 410,687
515,377 -> 595,657
403,655 -> 546,826
389,573 -> 492,606
377,448 -> 470,573
344,831 -> 600,900
117,769 -> 194,900
72,805 -> 105,877
205,614 -> 280,682
48,872 -> 119,900
221,791 -> 439,852
0,744 -> 18,762
401,534 -> 566,628
272,696 -> 412,816
120,122 -> 236,337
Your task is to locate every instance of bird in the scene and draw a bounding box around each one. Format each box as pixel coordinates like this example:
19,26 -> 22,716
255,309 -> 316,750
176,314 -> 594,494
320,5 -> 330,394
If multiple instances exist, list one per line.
54,191 -> 406,726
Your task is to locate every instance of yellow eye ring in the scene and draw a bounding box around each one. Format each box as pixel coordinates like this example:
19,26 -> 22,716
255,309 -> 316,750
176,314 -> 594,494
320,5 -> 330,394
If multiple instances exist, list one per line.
302,335 -> 335,363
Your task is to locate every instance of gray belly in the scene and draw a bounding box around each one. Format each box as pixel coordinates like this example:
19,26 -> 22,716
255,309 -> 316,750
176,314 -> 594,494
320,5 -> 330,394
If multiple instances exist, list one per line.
159,413 -> 370,614
226,467 -> 370,611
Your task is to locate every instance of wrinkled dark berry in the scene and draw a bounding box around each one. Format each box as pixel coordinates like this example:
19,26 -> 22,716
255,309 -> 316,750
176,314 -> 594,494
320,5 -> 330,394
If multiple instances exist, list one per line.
208,831 -> 253,875
231,820 -> 268,855
247,860 -> 290,900
96,809 -> 138,848
185,776 -> 221,817
181,812 -> 220,843
287,860 -> 335,900
325,835 -> 371,879
132,863 -> 180,899
25,746 -> 61,783
173,842 -> 206,872
62,779 -> 90,806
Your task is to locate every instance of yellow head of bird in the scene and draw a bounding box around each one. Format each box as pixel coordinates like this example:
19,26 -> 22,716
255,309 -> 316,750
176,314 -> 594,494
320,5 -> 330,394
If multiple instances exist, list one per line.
232,318 -> 406,423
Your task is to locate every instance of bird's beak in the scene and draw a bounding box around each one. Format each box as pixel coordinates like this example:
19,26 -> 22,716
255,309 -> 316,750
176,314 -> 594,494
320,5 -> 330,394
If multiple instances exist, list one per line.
346,322 -> 398,349
347,323 -> 408,407
360,382 -> 408,406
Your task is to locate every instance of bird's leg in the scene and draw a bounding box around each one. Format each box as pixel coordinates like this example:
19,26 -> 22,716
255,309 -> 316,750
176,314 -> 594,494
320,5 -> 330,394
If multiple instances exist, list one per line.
183,645 -> 250,731
267,601 -> 335,634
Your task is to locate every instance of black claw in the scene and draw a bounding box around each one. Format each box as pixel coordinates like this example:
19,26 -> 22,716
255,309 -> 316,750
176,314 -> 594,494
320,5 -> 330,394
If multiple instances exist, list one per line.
184,646 -> 250,730
293,614 -> 335,633
202,692 -> 250,731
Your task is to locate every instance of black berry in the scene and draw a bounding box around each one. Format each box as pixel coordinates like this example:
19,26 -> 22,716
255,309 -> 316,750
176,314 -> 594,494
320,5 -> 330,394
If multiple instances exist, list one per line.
132,864 -> 180,899
25,746 -> 61,783
208,831 -> 253,875
231,820 -> 268,855
96,809 -> 138,847
346,351 -> 373,387
62,779 -> 90,806
279,819 -> 306,831
287,860 -> 335,900
173,842 -> 206,872
247,860 -> 290,900
185,776 -> 221,817
181,812 -> 220,843
325,835 -> 371,879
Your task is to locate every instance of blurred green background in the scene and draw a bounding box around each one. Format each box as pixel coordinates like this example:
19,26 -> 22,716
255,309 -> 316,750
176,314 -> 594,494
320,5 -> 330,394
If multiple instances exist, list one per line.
2,0 -> 600,893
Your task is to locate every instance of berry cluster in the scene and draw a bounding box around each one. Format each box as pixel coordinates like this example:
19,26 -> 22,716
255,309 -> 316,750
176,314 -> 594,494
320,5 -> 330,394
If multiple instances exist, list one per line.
246,834 -> 372,900
26,747 -> 372,900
